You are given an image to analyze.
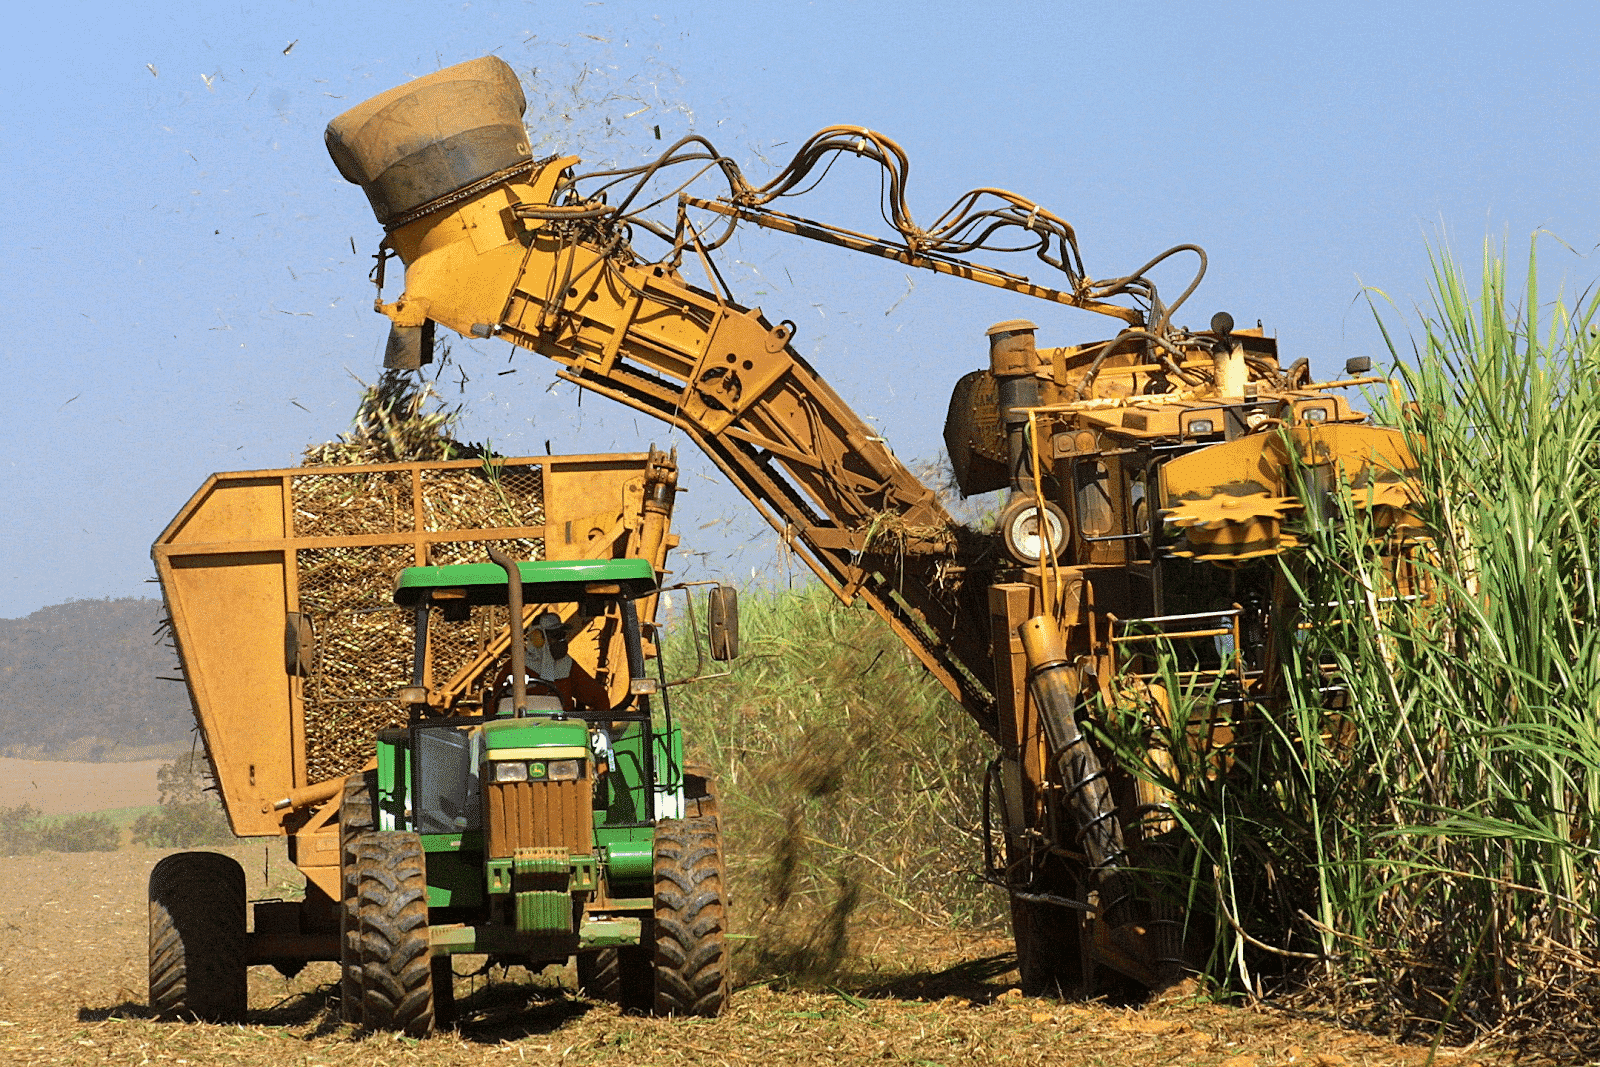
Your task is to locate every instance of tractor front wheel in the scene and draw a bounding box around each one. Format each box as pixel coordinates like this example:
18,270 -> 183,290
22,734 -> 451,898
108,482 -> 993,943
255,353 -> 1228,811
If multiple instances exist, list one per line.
338,771 -> 376,1026
577,945 -> 654,1012
148,851 -> 248,1022
351,830 -> 434,1036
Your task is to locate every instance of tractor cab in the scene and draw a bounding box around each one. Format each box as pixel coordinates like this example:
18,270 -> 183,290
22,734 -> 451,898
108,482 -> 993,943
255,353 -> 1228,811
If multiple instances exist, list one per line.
388,556 -> 668,841
392,556 -> 662,719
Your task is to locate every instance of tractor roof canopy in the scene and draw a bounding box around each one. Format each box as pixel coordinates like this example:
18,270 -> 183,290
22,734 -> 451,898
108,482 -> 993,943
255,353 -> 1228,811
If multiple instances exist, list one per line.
393,557 -> 656,606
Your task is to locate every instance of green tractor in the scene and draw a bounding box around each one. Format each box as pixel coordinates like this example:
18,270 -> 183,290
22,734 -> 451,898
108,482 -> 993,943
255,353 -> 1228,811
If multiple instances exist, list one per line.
342,551 -> 736,1032
150,550 -> 739,1034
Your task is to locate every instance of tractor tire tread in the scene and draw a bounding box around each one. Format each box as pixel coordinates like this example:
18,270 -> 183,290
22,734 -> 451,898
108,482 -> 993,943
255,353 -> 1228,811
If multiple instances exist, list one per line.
651,816 -> 728,1017
352,830 -> 433,1036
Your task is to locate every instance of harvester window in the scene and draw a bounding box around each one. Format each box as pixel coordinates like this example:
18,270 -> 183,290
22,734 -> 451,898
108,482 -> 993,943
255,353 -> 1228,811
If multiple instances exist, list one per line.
1075,460 -> 1115,537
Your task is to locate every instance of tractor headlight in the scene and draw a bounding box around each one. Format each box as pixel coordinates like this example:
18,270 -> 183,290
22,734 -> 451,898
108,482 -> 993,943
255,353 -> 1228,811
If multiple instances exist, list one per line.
491,761 -> 529,783
544,759 -> 582,782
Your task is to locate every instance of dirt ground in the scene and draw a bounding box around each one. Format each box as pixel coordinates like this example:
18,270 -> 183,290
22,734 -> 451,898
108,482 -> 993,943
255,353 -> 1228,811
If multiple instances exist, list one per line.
0,843 -> 1512,1067
0,758 -> 163,813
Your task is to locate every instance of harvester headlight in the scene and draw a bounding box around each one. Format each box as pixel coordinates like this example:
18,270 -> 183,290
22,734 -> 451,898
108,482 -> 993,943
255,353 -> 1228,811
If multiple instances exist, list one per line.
491,761 -> 529,783
1187,418 -> 1214,435
997,497 -> 1068,566
544,759 -> 582,782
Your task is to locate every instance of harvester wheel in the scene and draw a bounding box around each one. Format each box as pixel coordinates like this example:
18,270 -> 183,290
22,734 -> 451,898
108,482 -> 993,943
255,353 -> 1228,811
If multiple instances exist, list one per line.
651,815 -> 729,1016
148,851 -> 248,1022
338,771 -> 376,1026
578,945 -> 654,1012
1009,893 -> 1085,997
352,830 -> 434,1036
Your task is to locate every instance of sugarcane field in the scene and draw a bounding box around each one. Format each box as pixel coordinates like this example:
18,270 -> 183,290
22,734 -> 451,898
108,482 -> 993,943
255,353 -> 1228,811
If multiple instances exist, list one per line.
8,7 -> 1600,1067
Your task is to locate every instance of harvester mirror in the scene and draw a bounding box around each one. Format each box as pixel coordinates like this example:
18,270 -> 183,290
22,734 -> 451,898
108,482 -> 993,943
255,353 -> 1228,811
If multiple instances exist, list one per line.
1344,355 -> 1373,375
707,584 -> 740,661
284,612 -> 315,677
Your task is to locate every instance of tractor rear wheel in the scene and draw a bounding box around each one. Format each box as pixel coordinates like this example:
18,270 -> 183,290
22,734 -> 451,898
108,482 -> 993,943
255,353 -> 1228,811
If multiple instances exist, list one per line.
651,815 -> 729,1016
148,851 -> 248,1022
338,771 -> 376,1026
578,945 -> 655,1012
351,830 -> 434,1036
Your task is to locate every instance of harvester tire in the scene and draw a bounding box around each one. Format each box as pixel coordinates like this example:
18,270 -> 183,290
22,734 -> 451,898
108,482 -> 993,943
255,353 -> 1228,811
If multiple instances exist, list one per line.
148,851 -> 248,1023
351,830 -> 434,1036
651,815 -> 729,1017
338,771 -> 376,1026
1009,893 -> 1084,997
578,945 -> 654,1012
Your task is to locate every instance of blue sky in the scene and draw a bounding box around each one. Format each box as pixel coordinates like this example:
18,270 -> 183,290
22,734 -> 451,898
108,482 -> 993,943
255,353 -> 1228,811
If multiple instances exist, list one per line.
3,1 -> 1598,617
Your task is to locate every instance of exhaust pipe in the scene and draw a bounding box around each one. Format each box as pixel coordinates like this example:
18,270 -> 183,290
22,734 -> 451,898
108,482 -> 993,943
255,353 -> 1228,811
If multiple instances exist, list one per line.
487,545 -> 527,717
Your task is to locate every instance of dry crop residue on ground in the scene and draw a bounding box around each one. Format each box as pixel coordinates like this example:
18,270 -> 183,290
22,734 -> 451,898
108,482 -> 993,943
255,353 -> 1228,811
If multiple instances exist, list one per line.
0,758 -> 163,814
0,843 -> 1504,1067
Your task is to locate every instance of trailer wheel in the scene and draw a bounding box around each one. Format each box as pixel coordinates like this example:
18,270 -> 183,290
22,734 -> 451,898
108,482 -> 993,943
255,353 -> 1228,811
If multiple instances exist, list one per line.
352,830 -> 434,1036
338,771 -> 376,1026
651,815 -> 729,1017
148,851 -> 248,1023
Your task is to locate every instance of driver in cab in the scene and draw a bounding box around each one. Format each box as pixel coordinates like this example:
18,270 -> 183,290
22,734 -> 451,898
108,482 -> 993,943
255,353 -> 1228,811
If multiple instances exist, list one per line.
520,610 -> 610,712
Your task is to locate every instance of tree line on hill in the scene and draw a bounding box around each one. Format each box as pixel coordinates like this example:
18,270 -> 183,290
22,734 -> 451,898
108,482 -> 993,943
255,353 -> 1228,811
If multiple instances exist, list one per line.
0,596 -> 193,760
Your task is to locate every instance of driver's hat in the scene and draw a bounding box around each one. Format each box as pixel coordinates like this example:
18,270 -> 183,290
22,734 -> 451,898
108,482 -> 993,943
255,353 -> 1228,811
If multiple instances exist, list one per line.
528,611 -> 567,651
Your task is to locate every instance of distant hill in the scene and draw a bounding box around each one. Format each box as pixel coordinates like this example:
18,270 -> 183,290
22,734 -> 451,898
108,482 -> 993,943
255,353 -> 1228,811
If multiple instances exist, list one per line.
0,598 -> 193,761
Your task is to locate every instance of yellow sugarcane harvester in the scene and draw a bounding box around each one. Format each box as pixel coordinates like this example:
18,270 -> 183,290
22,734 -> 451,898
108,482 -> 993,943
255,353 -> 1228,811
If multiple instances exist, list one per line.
323,56 -> 1422,993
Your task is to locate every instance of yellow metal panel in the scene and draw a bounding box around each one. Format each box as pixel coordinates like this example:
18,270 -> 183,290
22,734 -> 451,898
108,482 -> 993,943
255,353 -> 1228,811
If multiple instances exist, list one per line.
166,476 -> 286,545
543,459 -> 649,561
164,552 -> 295,836
1160,433 -> 1287,503
391,236 -> 529,339
1295,423 -> 1416,474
